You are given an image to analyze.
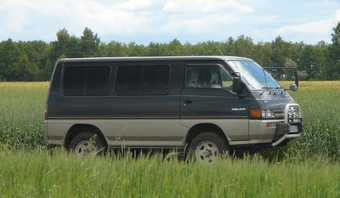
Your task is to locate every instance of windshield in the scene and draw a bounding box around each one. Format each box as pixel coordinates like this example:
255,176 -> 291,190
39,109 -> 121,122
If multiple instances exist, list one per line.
228,60 -> 281,90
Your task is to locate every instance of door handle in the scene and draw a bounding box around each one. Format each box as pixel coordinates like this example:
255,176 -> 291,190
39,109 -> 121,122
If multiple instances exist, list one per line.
184,99 -> 192,106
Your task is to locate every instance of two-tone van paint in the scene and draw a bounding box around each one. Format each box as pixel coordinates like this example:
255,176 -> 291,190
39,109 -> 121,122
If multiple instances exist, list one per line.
44,56 -> 303,163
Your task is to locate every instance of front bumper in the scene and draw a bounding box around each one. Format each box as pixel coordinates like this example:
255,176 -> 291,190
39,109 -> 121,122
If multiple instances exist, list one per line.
272,120 -> 304,147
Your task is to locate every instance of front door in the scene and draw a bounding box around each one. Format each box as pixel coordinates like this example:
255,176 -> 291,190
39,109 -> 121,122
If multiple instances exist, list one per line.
180,62 -> 249,142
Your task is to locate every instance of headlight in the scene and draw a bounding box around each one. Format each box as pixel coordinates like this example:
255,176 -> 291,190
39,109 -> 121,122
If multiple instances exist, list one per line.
285,104 -> 301,123
261,109 -> 275,118
288,106 -> 299,118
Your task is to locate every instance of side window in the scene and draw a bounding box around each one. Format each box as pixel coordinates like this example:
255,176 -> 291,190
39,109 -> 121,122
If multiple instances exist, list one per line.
86,66 -> 111,95
185,64 -> 233,89
63,67 -> 86,95
115,65 -> 170,95
219,66 -> 233,88
143,65 -> 170,94
63,66 -> 111,96
115,66 -> 142,94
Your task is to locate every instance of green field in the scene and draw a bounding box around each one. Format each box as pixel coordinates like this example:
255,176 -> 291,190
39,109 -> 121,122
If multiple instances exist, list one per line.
0,81 -> 340,197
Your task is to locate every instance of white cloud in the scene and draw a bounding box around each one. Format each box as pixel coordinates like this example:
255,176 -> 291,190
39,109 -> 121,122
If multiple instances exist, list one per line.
158,13 -> 237,36
333,10 -> 340,21
0,0 -> 339,44
118,0 -> 155,11
273,9 -> 340,43
163,0 -> 252,13
274,20 -> 333,36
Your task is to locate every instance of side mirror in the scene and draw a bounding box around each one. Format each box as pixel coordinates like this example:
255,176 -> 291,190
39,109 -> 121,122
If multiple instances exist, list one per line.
290,67 -> 299,91
289,83 -> 298,91
232,77 -> 242,93
264,67 -> 299,91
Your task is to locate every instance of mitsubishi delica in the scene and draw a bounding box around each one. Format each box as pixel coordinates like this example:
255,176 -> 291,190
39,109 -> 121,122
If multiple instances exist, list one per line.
43,56 -> 303,163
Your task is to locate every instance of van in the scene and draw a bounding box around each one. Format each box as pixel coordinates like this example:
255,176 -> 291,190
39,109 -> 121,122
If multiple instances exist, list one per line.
44,56 -> 303,163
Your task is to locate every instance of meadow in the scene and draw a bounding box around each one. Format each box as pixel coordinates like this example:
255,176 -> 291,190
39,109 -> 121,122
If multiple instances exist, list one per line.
284,81 -> 340,161
0,81 -> 340,197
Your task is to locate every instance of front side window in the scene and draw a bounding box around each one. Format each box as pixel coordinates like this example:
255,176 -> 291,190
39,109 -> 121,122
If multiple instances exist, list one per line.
115,65 -> 170,95
185,64 -> 234,90
63,66 -> 111,96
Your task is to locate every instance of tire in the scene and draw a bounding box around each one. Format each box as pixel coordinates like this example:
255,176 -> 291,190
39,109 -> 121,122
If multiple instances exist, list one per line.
188,132 -> 229,164
68,132 -> 107,158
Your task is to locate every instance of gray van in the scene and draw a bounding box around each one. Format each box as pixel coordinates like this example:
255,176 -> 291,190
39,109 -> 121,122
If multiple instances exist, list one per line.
43,56 -> 303,163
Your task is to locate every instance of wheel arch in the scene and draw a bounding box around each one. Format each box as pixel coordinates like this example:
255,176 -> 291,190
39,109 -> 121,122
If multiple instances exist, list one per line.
185,123 -> 229,146
64,124 -> 107,149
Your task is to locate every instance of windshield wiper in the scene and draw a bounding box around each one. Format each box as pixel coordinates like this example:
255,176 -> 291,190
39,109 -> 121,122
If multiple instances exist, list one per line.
260,87 -> 284,96
273,87 -> 285,95
259,87 -> 272,95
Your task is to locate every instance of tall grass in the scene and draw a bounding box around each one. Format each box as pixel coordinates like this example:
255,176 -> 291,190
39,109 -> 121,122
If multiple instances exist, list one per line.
281,81 -> 340,161
1,149 -> 340,197
0,82 -> 47,149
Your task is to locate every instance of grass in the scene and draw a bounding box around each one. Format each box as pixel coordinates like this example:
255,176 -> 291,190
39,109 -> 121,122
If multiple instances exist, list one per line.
0,81 -> 340,197
279,81 -> 340,161
0,82 -> 47,149
1,149 -> 340,197
0,82 -> 47,124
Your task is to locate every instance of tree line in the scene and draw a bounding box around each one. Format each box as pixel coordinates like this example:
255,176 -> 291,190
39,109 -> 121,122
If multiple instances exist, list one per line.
1,23 -> 340,81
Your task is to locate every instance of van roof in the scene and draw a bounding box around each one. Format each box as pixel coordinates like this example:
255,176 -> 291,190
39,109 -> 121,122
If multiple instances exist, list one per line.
58,56 -> 253,63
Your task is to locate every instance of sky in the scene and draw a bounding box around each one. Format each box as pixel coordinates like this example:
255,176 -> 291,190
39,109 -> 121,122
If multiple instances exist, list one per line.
1,0 -> 340,45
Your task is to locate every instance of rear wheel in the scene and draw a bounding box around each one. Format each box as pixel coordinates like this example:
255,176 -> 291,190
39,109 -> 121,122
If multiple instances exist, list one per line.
68,132 -> 106,158
188,132 -> 229,164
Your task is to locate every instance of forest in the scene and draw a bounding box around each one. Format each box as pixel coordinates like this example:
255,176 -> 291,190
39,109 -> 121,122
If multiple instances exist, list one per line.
1,22 -> 340,81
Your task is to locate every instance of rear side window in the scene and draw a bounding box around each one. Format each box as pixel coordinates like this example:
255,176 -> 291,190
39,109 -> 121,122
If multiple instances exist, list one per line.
63,66 -> 111,96
115,65 -> 170,95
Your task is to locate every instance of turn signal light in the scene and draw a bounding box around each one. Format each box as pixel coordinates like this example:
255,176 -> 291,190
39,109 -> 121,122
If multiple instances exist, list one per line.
250,109 -> 261,118
44,104 -> 48,120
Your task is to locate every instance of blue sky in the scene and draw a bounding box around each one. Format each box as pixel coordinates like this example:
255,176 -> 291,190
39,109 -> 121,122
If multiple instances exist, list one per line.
1,0 -> 340,45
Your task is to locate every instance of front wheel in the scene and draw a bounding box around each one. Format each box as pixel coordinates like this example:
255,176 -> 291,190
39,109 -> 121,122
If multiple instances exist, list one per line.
188,132 -> 229,164
68,132 -> 107,158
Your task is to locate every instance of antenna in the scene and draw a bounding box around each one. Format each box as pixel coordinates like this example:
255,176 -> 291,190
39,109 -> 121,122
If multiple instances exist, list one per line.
215,44 -> 224,56
263,68 -> 268,89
